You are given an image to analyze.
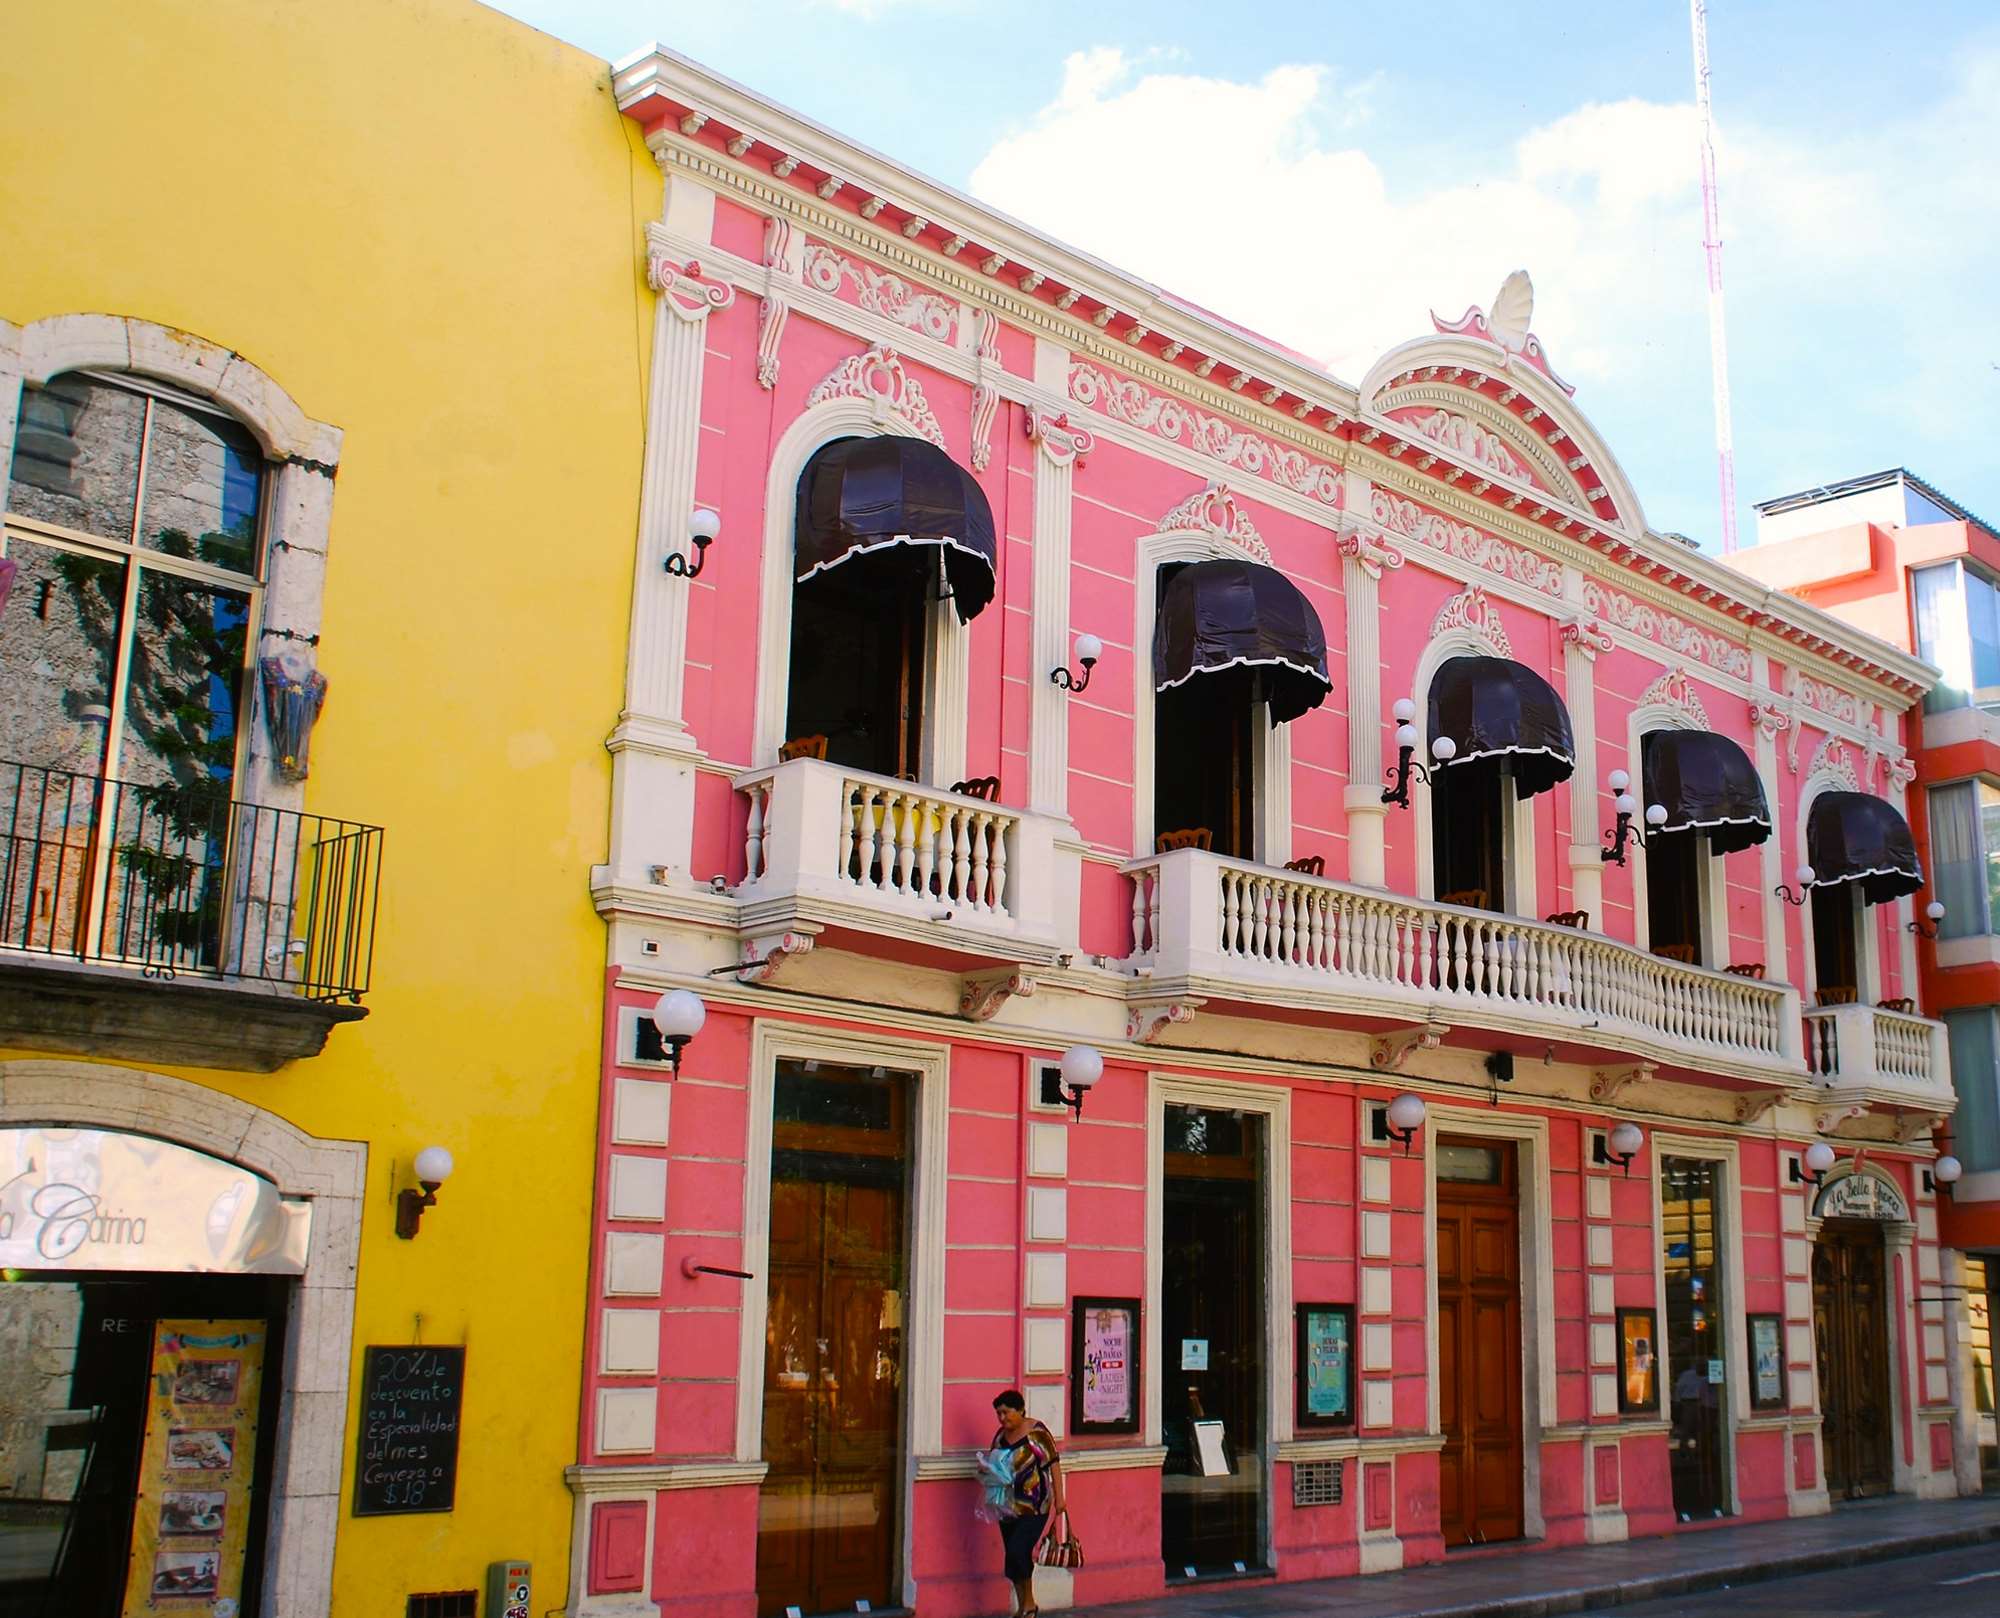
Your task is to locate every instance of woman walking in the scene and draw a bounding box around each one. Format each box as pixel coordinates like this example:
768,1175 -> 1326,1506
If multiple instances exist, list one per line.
986,1388 -> 1065,1616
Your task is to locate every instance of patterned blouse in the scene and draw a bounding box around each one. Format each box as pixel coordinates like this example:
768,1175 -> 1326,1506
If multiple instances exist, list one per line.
992,1420 -> 1061,1517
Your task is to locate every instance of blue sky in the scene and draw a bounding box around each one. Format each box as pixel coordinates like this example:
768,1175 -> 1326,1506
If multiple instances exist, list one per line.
492,0 -> 2000,549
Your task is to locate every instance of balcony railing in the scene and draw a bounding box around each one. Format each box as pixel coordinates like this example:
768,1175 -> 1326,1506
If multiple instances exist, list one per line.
1,760 -> 381,1001
732,758 -> 1070,959
1122,848 -> 1796,1070
1803,1002 -> 1952,1110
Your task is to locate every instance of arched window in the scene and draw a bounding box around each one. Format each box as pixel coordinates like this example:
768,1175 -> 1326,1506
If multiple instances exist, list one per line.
784,436 -> 994,781
1426,655 -> 1573,913
4,371 -> 264,787
1150,556 -> 1328,860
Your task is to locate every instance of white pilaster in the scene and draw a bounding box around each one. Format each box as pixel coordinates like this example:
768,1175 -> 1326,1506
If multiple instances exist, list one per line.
1561,580 -> 1608,926
1026,351 -> 1092,815
1752,654 -> 1791,983
1339,470 -> 1394,887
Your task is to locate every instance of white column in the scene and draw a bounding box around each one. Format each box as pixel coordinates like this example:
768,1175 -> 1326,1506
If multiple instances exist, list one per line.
1752,654 -> 1791,984
1338,472 -> 1394,887
602,171 -> 733,890
1026,347 -> 1091,815
1561,582 -> 1607,927
1887,764 -> 1921,996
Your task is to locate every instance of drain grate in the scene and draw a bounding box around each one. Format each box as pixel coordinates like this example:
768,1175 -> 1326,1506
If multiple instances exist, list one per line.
407,1593 -> 477,1618
1292,1457 -> 1343,1507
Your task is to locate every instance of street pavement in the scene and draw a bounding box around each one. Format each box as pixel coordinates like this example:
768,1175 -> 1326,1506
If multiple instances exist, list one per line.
1576,1539 -> 2000,1616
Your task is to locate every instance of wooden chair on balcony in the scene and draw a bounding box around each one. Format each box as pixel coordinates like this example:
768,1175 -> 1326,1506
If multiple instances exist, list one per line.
1723,962 -> 1767,980
1545,909 -> 1589,930
779,734 -> 828,762
1878,996 -> 1916,1013
1815,985 -> 1859,1006
1283,854 -> 1325,876
1155,827 -> 1212,853
1439,888 -> 1488,910
1652,943 -> 1697,964
951,775 -> 1001,801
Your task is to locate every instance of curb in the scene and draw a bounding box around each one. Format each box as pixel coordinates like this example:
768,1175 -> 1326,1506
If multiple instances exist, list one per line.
1398,1517 -> 2000,1618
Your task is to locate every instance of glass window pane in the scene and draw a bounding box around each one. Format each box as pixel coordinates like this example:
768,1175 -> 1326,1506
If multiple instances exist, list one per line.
1944,1008 -> 2000,1174
138,400 -> 263,576
1930,783 -> 1985,939
1981,782 -> 2000,936
6,375 -> 146,542
1972,571 -> 2000,709
116,570 -> 249,793
1914,563 -> 1970,714
0,540 -> 125,774
1435,1142 -> 1502,1183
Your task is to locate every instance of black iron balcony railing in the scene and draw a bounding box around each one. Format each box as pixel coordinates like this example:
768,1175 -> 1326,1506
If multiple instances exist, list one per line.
1,760 -> 381,1002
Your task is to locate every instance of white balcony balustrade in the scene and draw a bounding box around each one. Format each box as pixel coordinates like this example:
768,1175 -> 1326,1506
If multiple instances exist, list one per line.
732,758 -> 1073,963
1802,1001 -> 1953,1113
1121,848 -> 1800,1076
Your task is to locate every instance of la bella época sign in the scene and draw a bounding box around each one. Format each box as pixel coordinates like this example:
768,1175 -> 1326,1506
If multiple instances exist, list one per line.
0,1127 -> 311,1275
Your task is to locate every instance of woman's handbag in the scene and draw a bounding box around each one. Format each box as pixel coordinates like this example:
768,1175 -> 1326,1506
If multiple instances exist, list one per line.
1034,1511 -> 1085,1569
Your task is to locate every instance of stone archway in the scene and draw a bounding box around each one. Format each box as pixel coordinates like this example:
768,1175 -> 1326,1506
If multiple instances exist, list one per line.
0,1058 -> 364,1616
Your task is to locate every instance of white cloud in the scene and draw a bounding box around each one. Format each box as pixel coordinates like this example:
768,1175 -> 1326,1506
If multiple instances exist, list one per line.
966,46 -> 2000,533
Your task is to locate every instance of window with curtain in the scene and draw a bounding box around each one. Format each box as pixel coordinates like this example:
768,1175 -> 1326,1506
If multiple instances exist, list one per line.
1944,1008 -> 2000,1174
1915,563 -> 1970,714
1927,780 -> 2000,938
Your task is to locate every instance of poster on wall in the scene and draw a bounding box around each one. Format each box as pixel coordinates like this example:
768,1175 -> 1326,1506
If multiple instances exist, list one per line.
119,1318 -> 266,1617
1295,1303 -> 1354,1428
1617,1308 -> 1658,1415
1070,1297 -> 1140,1434
1748,1314 -> 1786,1411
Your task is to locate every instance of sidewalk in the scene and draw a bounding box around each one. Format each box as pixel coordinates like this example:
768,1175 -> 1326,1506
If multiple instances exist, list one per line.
1087,1495 -> 2000,1618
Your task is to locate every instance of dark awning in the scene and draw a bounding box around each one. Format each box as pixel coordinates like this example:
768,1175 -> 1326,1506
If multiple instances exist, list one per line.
1806,791 -> 1924,905
796,436 -> 997,622
1642,730 -> 1771,854
1427,655 -> 1575,798
1152,557 -> 1331,725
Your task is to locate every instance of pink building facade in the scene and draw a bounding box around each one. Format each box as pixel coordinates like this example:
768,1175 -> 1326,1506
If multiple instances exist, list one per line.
567,47 -> 1976,1618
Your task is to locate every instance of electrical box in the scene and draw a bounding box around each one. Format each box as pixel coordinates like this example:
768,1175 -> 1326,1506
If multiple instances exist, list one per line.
487,1560 -> 531,1618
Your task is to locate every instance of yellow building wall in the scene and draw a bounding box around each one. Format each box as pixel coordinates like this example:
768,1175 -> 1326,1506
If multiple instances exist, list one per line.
2,0 -> 654,1607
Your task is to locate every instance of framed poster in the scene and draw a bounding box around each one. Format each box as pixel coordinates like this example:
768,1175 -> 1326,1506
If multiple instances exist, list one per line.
1071,1296 -> 1140,1435
1747,1314 -> 1786,1411
1617,1308 -> 1659,1415
1295,1303 -> 1355,1428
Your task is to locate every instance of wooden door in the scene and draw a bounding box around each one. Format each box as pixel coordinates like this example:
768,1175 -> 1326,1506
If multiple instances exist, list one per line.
1812,1222 -> 1893,1498
757,1065 -> 908,1617
1436,1137 -> 1524,1547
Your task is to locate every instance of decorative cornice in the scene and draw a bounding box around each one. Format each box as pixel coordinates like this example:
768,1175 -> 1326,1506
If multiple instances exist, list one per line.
1581,578 -> 1751,680
803,239 -> 959,343
1155,480 -> 1271,563
1748,698 -> 1792,741
564,1461 -> 769,1495
1338,529 -> 1404,582
1069,362 -> 1343,508
805,345 -> 945,448
1025,408 -> 1095,467
1560,617 -> 1615,661
1401,405 -> 1530,483
1800,735 -> 1861,791
1370,489 -> 1563,597
647,254 -> 736,320
1432,585 -> 1512,658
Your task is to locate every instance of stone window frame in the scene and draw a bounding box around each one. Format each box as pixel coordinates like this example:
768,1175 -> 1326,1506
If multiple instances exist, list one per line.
0,314 -> 343,814
0,1057 -> 364,1617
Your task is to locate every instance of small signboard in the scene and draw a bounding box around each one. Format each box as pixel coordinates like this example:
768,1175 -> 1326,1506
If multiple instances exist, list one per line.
1071,1297 -> 1141,1435
352,1345 -> 465,1516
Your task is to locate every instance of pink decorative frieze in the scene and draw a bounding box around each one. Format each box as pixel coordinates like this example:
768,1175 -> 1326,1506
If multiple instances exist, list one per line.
1394,407 -> 1530,484
1155,480 -> 1272,563
1559,617 -> 1615,660
1025,407 -> 1094,466
1782,667 -> 1863,727
1067,361 -> 1343,507
1638,667 -> 1711,727
648,255 -> 736,320
1338,527 -> 1404,581
802,239 -> 959,343
969,309 -> 1003,472
1580,579 -> 1751,679
1431,584 -> 1512,657
1370,489 -> 1563,596
806,344 -> 946,448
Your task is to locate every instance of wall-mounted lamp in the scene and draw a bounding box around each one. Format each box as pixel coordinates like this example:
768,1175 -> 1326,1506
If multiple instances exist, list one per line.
649,989 -> 706,1078
1908,900 -> 1947,939
1774,865 -> 1817,908
663,506 -> 722,578
1593,1121 -> 1645,1175
394,1145 -> 455,1240
1382,699 -> 1454,809
1040,1044 -> 1103,1119
1372,1092 -> 1428,1154
1051,632 -> 1102,693
1599,770 -> 1669,866
681,1256 -> 758,1280
1923,1155 -> 1962,1199
1789,1140 -> 1837,1188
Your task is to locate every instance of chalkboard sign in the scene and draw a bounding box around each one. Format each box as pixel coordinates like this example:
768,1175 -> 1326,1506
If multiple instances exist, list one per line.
352,1344 -> 464,1516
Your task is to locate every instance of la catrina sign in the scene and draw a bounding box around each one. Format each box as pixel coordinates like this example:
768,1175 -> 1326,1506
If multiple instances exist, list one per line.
121,1320 -> 266,1617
